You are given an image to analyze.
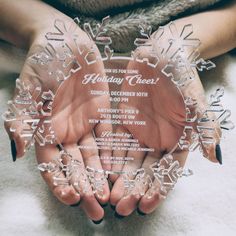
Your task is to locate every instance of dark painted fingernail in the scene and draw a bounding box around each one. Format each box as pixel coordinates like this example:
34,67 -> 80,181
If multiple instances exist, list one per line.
137,208 -> 146,216
100,203 -> 108,208
92,218 -> 103,224
215,144 -> 222,165
56,144 -> 62,151
10,140 -> 17,162
114,212 -> 125,219
70,202 -> 80,207
110,204 -> 116,211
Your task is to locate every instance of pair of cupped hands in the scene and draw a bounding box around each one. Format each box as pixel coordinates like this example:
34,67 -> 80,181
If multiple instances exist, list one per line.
4,18 -> 221,222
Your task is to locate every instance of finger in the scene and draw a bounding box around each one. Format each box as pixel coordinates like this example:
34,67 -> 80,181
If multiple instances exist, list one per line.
79,132 -> 110,205
63,143 -> 104,221
109,125 -> 130,183
3,77 -> 41,158
196,104 -> 222,163
35,144 -> 81,206
180,67 -> 222,163
138,149 -> 188,214
3,58 -> 51,159
4,120 -> 27,159
94,122 -> 112,171
114,152 -> 159,216
111,150 -> 145,215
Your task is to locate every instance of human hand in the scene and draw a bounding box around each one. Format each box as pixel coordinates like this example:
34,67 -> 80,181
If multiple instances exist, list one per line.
3,18 -> 112,222
109,24 -> 222,216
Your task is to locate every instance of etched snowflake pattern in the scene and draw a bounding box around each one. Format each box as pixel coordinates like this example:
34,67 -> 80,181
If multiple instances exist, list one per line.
2,79 -> 56,147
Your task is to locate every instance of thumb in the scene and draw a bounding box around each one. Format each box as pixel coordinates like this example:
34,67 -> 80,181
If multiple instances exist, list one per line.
195,87 -> 234,164
2,61 -> 43,160
3,118 -> 29,160
178,69 -> 226,164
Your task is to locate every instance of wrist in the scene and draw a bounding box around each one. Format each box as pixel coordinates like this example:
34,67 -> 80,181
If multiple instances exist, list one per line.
28,13 -> 73,48
0,0 -> 74,49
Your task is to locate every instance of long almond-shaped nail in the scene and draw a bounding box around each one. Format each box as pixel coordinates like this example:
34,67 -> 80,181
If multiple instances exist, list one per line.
56,144 -> 62,151
100,203 -> 108,208
92,218 -> 103,224
110,204 -> 116,211
10,140 -> 17,162
215,144 -> 222,165
114,212 -> 125,219
137,208 -> 146,216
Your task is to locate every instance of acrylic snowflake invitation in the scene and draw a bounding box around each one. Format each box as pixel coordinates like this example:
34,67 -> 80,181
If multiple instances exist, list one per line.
3,16 -> 234,199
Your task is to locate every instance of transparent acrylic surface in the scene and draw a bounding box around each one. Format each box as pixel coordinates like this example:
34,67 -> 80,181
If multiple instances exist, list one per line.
2,17 -> 234,199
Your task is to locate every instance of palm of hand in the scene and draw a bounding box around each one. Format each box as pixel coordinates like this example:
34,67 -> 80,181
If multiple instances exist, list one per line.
117,60 -> 186,158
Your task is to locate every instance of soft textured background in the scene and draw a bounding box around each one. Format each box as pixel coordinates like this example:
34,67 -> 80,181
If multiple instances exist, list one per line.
0,43 -> 236,236
46,0 -> 224,52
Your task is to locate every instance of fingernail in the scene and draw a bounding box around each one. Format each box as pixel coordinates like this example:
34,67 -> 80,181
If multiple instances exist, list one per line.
56,144 -> 62,151
70,202 -> 80,207
100,203 -> 108,208
215,144 -> 222,165
92,218 -> 103,224
10,140 -> 17,162
114,212 -> 125,219
110,204 -> 116,211
137,208 -> 146,216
